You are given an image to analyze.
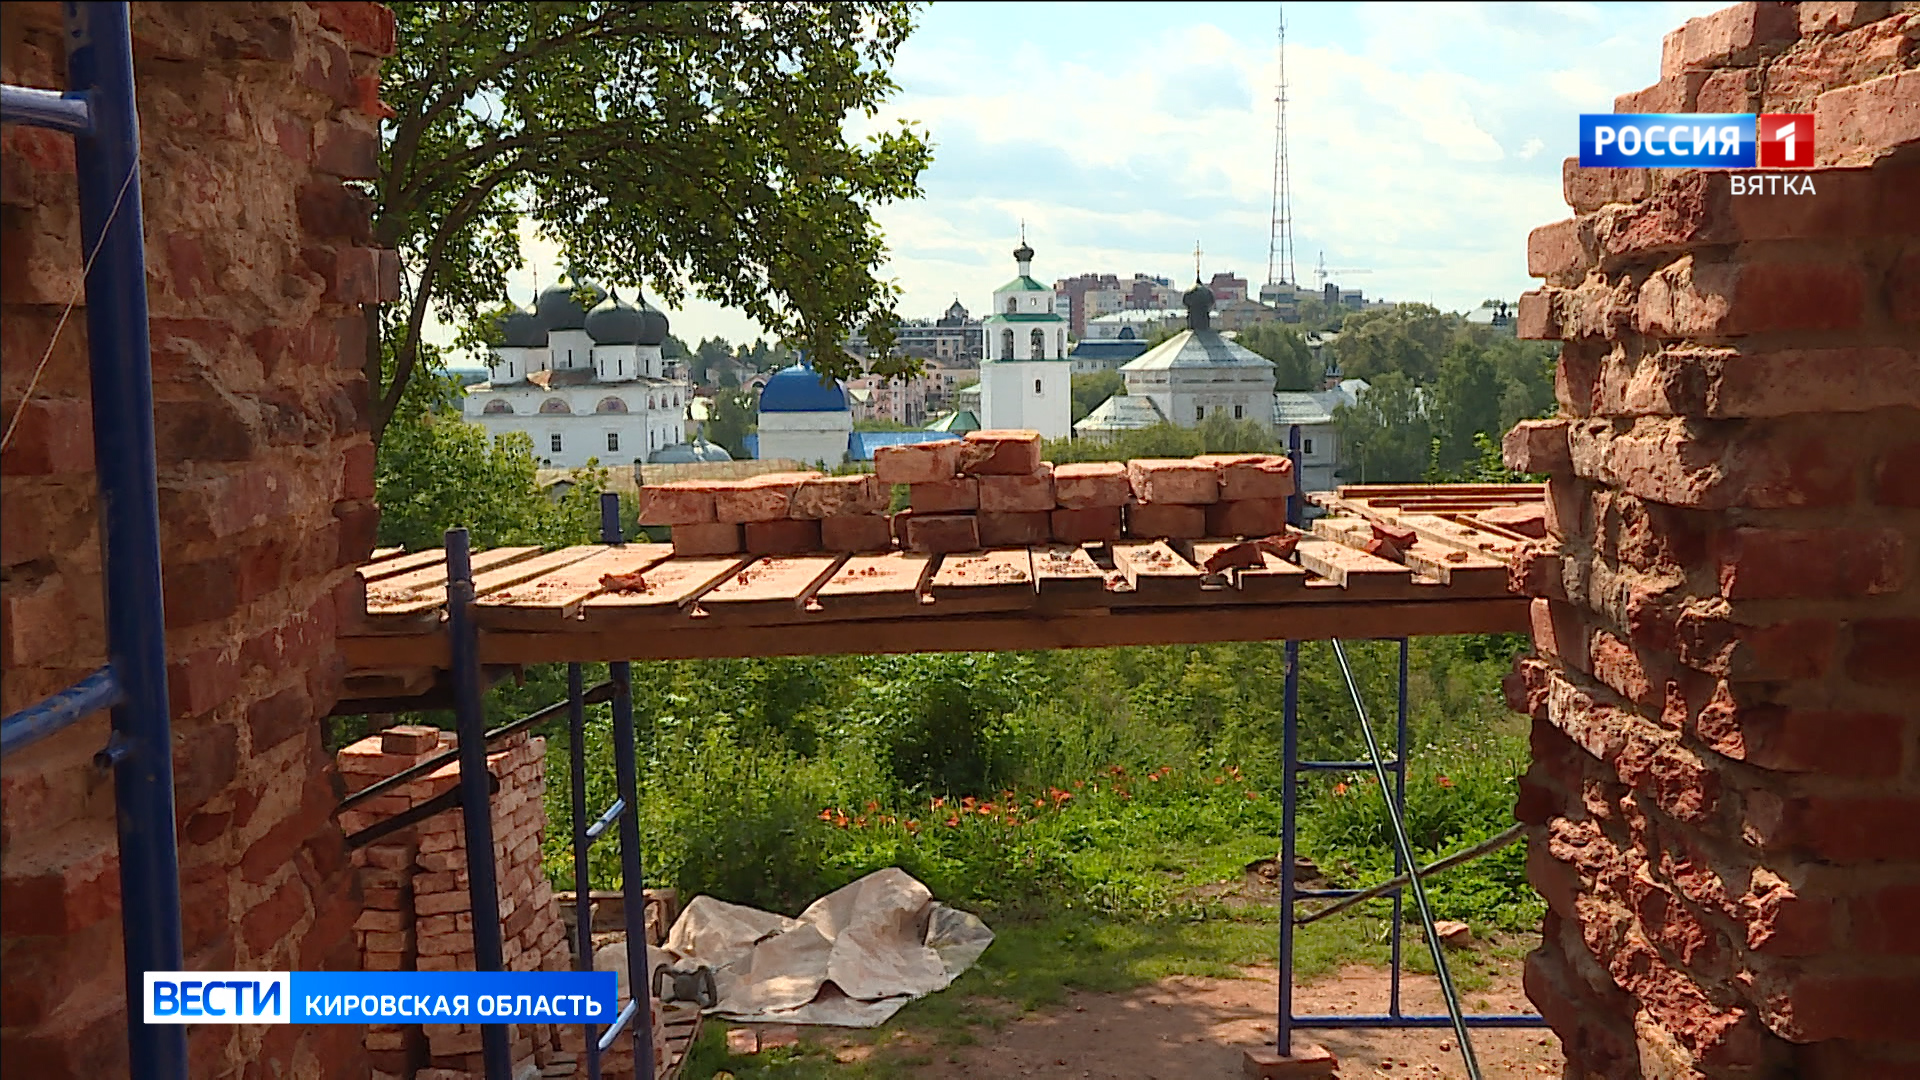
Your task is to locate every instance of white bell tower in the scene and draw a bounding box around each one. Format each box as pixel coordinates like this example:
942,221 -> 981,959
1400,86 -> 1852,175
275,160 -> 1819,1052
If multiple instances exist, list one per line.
979,231 -> 1072,438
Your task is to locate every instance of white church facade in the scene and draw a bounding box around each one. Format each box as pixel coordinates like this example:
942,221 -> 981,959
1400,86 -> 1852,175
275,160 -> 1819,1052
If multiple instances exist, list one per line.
463,279 -> 693,469
978,240 -> 1072,439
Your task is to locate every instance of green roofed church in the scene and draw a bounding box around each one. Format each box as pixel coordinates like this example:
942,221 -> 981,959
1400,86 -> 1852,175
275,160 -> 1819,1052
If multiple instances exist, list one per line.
980,235 -> 1072,438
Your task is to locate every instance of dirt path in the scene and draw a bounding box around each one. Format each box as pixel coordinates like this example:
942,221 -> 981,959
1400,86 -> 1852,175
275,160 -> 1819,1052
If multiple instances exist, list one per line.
871,964 -> 1562,1079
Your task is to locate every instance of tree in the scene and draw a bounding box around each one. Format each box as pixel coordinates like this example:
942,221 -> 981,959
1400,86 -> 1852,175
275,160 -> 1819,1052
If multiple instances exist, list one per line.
366,3 -> 934,443
707,389 -> 759,460
1428,340 -> 1501,477
693,336 -> 733,387
1233,323 -> 1319,391
661,334 -> 690,361
1071,370 -> 1125,424
1332,372 -> 1431,484
1330,303 -> 1452,384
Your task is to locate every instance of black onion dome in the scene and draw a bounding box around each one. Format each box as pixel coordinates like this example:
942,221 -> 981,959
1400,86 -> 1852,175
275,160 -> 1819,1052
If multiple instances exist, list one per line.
501,309 -> 545,348
633,295 -> 669,346
1013,241 -> 1035,262
534,277 -> 607,331
585,292 -> 645,345
1183,281 -> 1214,331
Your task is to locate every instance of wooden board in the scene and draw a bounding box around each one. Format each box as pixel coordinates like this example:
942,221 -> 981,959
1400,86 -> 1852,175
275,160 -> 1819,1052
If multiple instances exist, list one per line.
1400,513 -> 1525,558
810,552 -> 936,618
364,546 -> 541,613
1109,541 -> 1205,603
1292,537 -> 1416,599
1031,544 -> 1112,609
577,554 -> 754,625
693,554 -> 846,624
927,548 -> 1036,614
1310,518 -> 1509,595
368,546 -> 403,562
659,1002 -> 703,1080
476,545 -> 677,630
358,548 -> 445,583
1188,539 -> 1311,601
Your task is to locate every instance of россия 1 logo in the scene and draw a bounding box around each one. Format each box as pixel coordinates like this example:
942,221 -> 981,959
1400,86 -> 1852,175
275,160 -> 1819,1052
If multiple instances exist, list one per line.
1579,114 -> 1814,170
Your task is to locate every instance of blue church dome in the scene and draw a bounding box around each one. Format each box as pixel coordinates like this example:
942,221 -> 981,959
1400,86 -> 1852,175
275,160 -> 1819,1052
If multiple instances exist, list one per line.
758,362 -> 848,413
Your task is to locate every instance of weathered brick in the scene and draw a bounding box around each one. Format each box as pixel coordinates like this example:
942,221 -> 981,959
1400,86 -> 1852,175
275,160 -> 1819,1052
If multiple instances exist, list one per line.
789,474 -> 885,518
636,481 -> 719,526
712,472 -> 818,524
669,522 -> 741,556
0,398 -> 92,476
1797,1 -> 1892,35
1814,68 -> 1920,166
1775,974 -> 1920,1040
1562,156 -> 1651,214
1714,525 -> 1906,598
1526,218 -> 1590,284
1660,2 -> 1799,76
1849,882 -> 1920,954
977,469 -> 1054,514
1515,289 -> 1561,341
1872,438 -> 1920,506
1636,255 -> 1866,338
976,511 -> 1050,548
1125,459 -> 1218,505
1502,419 -> 1570,475
873,440 -> 962,485
1052,462 -> 1131,509
1846,618 -> 1920,687
1125,503 -> 1205,540
742,518 -> 820,556
1695,698 -> 1905,777
958,429 -> 1043,475
908,477 -> 977,514
1204,499 -> 1291,539
1197,453 -> 1295,500
901,513 -> 979,554
1050,506 -> 1122,544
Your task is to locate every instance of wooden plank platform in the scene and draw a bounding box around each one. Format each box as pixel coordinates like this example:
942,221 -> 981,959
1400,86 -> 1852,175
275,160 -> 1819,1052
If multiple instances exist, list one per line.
336,485 -> 1542,708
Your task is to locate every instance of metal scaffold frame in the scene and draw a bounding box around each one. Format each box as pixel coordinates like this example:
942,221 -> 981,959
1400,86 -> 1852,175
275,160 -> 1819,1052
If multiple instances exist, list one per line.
0,5 -> 187,1079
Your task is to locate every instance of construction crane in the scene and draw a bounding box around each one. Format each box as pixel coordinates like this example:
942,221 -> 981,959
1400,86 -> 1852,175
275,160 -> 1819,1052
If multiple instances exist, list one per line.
1313,251 -> 1372,287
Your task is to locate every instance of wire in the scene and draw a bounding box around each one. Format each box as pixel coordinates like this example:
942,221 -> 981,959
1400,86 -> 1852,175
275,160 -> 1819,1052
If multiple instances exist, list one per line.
1330,639 -> 1483,1080
0,160 -> 138,453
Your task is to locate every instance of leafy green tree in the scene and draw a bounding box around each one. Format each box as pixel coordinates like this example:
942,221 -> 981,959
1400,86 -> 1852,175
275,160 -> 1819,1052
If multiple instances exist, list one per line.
661,333 -> 690,361
1071,370 -> 1126,424
1332,372 -> 1432,484
1233,323 -> 1318,391
694,336 -> 734,386
707,389 -> 759,459
1292,296 -> 1346,334
1330,303 -> 1452,384
367,2 -> 934,443
1429,340 -> 1502,477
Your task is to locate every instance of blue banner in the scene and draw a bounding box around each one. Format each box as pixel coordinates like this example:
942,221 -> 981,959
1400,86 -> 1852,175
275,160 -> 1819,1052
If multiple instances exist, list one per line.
144,971 -> 619,1024
1580,114 -> 1756,169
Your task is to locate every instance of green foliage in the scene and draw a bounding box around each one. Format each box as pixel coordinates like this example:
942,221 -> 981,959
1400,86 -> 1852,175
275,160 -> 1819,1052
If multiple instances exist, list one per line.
1070,370 -> 1125,425
1043,419 -> 1276,464
1232,322 -> 1319,391
371,2 -> 934,441
706,389 -> 759,460
1330,304 -> 1455,384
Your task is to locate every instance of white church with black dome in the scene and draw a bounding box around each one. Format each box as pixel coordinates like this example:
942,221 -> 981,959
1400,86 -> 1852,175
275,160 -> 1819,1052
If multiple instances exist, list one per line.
463,276 -> 694,469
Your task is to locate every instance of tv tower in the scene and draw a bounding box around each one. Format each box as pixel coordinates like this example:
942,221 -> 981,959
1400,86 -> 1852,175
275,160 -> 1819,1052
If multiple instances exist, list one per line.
1264,6 -> 1297,293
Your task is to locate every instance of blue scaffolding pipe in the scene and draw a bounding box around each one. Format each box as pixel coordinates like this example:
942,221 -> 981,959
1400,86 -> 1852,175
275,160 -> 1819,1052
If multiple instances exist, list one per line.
446,528 -> 515,1078
0,6 -> 186,1078
602,492 -> 657,1080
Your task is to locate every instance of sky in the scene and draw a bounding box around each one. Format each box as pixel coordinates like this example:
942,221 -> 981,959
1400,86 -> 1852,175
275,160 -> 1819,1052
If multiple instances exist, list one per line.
445,0 -> 1726,363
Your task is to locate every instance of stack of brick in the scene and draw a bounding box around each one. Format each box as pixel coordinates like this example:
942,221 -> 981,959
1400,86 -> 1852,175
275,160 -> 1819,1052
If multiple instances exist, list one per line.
1505,4 -> 1919,1078
1,5 -> 393,1076
634,433 -> 1297,556
336,724 -> 576,1080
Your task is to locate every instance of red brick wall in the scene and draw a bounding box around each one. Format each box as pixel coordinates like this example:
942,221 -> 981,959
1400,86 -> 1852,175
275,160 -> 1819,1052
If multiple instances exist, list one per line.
1,3 -> 395,1075
1505,3 -> 1919,1077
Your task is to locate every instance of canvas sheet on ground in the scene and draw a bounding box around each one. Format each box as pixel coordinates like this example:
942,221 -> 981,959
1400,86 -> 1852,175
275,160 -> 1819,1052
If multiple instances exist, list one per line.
596,868 -> 995,1027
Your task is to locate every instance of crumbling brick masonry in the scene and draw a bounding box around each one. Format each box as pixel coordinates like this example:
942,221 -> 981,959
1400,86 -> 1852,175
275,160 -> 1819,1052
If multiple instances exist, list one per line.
2,3 -> 395,1076
1506,3 -> 1919,1077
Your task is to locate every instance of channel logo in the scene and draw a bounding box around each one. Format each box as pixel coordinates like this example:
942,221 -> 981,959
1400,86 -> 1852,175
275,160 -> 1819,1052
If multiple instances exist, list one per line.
1579,114 -> 1814,170
143,971 -> 619,1024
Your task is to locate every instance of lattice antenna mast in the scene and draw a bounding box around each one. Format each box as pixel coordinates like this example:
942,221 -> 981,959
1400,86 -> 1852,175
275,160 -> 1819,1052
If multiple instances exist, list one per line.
1266,6 -> 1297,289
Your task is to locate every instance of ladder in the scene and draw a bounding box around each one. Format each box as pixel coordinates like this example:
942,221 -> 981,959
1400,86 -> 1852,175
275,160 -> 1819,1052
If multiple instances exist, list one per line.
0,4 -> 187,1079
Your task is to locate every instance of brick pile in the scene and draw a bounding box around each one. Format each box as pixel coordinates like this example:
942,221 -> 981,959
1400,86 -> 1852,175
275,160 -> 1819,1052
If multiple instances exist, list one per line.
1505,4 -> 1919,1077
337,724 -> 581,1080
636,430 -> 1296,555
2,4 -> 394,1076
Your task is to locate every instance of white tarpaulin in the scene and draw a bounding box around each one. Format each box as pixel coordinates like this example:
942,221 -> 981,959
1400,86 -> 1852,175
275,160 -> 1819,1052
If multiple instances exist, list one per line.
600,868 -> 993,1027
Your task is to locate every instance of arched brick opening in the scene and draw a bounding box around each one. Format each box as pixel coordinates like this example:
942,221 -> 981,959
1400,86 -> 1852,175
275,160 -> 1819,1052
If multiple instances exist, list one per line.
1504,3 -> 1919,1076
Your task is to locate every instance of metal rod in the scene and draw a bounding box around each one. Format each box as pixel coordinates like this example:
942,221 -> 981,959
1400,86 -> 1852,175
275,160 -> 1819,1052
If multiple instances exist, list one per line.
1390,638 -> 1409,1019
1295,825 -> 1526,928
1276,638 -> 1299,1057
336,681 -> 616,811
341,775 -> 495,851
0,82 -> 92,133
1295,1014 -> 1548,1029
0,665 -> 121,756
585,798 -> 627,842
603,491 -> 657,1080
1297,759 -> 1399,772
1296,887 -> 1366,899
446,529 -> 512,1080
57,6 -> 187,1077
1331,639 -> 1481,1079
597,998 -> 640,1052
567,661 -> 601,1080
